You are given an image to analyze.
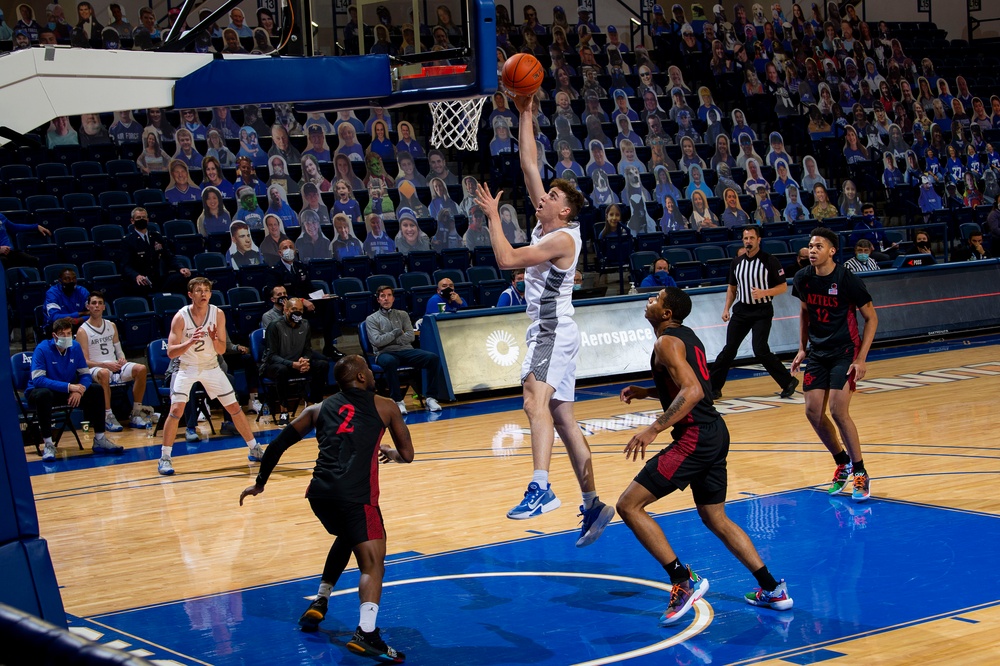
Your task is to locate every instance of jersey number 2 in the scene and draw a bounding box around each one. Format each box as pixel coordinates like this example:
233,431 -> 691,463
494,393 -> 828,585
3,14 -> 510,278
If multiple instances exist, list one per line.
336,404 -> 356,434
694,346 -> 710,381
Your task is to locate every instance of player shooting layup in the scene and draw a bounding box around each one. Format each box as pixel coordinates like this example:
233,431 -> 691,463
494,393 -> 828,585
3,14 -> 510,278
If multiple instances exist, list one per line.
475,93 -> 614,547
158,277 -> 262,475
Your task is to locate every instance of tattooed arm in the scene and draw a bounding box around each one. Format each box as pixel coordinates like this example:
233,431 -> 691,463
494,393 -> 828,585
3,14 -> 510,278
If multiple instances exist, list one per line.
624,335 -> 705,461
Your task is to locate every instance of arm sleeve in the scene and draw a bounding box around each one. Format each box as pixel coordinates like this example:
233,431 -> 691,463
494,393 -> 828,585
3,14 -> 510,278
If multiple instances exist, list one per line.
30,346 -> 70,393
496,291 -> 512,307
254,424 -> 303,486
396,312 -> 415,346
264,321 -> 293,366
121,238 -> 142,281
791,272 -> 806,302
364,314 -> 399,349
843,269 -> 873,307
766,255 -> 787,288
5,218 -> 41,235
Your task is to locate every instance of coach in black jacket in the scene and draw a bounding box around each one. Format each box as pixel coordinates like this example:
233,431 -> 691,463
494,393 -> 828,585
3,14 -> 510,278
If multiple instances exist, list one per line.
122,207 -> 192,296
266,238 -> 342,357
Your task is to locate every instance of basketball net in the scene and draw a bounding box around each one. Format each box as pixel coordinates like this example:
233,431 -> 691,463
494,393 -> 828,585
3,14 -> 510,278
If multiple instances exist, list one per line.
429,96 -> 488,151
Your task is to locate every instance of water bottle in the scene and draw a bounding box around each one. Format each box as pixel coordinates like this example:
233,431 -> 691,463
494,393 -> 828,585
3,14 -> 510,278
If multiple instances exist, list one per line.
261,404 -> 271,425
628,282 -> 638,295
147,413 -> 159,438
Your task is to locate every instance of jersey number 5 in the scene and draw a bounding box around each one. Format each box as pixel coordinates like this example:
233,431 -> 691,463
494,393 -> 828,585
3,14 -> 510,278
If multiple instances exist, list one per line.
336,404 -> 356,434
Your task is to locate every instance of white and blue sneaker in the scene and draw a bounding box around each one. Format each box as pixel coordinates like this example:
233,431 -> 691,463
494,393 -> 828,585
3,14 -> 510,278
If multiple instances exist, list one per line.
575,499 -> 615,547
92,435 -> 124,455
507,482 -> 561,520
157,457 -> 175,476
248,444 -> 265,462
185,428 -> 203,443
41,443 -> 57,462
129,413 -> 150,429
104,413 -> 124,432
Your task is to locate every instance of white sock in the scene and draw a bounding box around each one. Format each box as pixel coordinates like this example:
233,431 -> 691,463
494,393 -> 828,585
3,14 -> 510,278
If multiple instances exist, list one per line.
582,491 -> 598,510
105,408 -> 113,417
359,602 -> 378,633
161,445 -> 172,459
43,437 -> 54,447
318,582 -> 333,598
531,470 -> 549,488
246,437 -> 258,450
94,432 -> 106,442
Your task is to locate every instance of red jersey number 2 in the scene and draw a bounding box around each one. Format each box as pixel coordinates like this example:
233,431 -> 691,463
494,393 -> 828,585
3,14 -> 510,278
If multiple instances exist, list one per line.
336,404 -> 356,434
694,346 -> 711,381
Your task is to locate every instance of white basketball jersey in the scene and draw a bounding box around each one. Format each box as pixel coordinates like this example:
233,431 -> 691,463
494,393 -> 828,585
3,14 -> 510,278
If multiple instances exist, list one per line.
179,304 -> 220,370
524,222 -> 581,321
81,320 -> 117,363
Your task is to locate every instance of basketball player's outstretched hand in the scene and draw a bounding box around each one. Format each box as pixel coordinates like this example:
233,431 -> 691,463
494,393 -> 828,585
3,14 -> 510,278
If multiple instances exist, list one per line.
475,182 -> 502,219
512,94 -> 535,115
790,350 -> 806,374
239,484 -> 263,505
620,385 -> 648,403
625,427 -> 657,461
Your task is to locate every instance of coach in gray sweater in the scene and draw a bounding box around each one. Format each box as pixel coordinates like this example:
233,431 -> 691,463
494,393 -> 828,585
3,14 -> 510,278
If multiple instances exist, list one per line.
364,285 -> 443,414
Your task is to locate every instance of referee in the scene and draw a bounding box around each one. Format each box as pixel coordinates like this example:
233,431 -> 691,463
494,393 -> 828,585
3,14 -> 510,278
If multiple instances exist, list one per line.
710,226 -> 798,400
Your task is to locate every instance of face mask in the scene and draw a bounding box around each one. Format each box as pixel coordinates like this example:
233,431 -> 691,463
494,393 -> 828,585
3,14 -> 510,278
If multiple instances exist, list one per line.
440,287 -> 453,300
62,282 -> 76,294
515,280 -> 525,292
276,296 -> 287,307
281,248 -> 296,262
916,241 -> 930,249
863,213 -> 875,223
288,313 -> 303,325
55,335 -> 73,350
573,284 -> 582,291
856,253 -> 870,263
133,218 -> 148,231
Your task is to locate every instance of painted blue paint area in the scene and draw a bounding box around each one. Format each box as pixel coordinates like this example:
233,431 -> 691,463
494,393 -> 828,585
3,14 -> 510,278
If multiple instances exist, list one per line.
87,490 -> 1000,665
385,551 -> 422,562
781,648 -> 847,664
67,615 -> 207,665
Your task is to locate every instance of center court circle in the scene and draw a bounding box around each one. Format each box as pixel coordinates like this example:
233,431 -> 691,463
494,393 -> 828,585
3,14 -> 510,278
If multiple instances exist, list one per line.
329,571 -> 713,665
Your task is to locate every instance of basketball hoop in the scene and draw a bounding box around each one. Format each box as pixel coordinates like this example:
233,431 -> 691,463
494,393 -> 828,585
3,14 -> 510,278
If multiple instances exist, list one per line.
429,96 -> 488,151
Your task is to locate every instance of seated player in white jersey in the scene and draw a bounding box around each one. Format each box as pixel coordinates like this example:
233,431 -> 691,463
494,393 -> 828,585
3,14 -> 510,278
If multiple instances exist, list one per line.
157,277 -> 264,476
474,92 -> 615,549
76,291 -> 153,431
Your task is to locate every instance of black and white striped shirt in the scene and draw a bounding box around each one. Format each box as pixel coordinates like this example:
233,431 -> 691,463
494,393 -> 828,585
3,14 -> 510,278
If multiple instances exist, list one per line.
727,250 -> 786,306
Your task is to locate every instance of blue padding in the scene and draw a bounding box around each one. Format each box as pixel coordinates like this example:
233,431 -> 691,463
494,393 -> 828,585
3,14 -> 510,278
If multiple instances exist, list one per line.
24,538 -> 66,627
173,55 -> 394,108
0,540 -> 66,627
0,268 -> 41,541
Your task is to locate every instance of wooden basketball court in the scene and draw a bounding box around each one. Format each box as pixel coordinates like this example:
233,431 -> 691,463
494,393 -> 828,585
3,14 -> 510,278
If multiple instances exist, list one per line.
27,337 -> 1000,664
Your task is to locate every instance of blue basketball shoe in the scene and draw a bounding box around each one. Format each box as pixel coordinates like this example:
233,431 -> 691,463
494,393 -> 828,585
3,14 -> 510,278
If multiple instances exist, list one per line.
507,482 -> 561,519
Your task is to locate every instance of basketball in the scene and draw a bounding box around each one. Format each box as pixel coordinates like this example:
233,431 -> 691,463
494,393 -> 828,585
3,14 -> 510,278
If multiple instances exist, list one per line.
502,53 -> 545,97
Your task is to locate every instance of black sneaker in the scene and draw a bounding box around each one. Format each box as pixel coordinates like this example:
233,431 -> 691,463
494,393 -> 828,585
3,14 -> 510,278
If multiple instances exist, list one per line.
780,377 -> 800,399
298,596 -> 327,632
346,626 -> 405,663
